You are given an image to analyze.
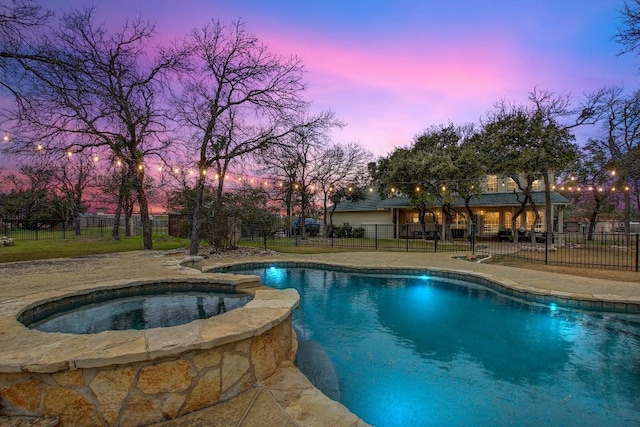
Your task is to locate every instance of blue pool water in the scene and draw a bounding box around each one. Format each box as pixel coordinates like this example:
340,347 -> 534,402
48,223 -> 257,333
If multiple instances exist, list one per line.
224,265 -> 640,427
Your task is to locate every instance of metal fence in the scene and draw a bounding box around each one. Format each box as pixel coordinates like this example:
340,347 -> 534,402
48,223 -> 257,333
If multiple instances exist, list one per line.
1,216 -> 169,240
240,223 -> 640,272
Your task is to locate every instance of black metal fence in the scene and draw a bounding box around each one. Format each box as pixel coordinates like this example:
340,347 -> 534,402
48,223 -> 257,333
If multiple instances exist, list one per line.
240,223 -> 640,272
1,216 -> 169,240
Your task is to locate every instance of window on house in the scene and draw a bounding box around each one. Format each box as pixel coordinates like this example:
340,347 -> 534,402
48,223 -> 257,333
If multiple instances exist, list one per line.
504,211 -> 513,229
406,212 -> 419,223
482,211 -> 499,234
451,212 -> 466,225
506,177 -> 518,191
532,179 -> 543,191
486,175 -> 497,192
524,211 -> 544,231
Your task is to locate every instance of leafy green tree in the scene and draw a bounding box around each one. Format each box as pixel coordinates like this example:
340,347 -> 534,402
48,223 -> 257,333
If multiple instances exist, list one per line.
371,123 -> 481,241
228,184 -> 282,249
451,131 -> 486,234
479,99 -> 578,240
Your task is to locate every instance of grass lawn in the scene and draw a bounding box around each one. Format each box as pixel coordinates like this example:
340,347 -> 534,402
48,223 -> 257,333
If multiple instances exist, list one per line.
0,235 -> 188,263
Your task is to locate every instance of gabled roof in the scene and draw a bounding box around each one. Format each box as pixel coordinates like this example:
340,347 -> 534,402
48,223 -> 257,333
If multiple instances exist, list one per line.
333,191 -> 570,212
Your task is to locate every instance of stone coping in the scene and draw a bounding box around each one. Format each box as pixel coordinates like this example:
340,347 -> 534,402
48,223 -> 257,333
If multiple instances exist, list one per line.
204,260 -> 640,314
0,276 -> 299,374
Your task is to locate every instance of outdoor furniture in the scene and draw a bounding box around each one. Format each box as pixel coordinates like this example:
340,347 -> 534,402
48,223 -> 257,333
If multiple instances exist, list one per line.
497,229 -> 512,242
517,229 -> 532,242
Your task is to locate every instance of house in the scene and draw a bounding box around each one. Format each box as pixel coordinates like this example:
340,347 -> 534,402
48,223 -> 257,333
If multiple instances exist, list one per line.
331,176 -> 570,240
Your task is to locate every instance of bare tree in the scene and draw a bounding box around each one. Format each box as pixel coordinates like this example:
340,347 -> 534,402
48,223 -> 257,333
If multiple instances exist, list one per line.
2,7 -> 183,249
312,142 -> 372,233
591,87 -> 640,241
258,143 -> 300,236
52,151 -> 96,235
257,110 -> 343,238
172,20 -> 325,253
616,0 -> 640,56
0,0 -> 51,98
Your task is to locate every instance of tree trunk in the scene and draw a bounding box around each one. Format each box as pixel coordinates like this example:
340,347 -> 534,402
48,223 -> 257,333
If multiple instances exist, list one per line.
587,200 -> 600,241
125,201 -> 133,237
133,169 -> 153,250
189,175 -> 206,255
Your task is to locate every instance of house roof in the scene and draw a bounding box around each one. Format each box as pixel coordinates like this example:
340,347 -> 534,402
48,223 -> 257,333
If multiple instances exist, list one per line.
333,191 -> 570,212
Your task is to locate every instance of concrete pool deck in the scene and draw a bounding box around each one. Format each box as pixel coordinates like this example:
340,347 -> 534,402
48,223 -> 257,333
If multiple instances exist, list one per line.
0,250 -> 639,426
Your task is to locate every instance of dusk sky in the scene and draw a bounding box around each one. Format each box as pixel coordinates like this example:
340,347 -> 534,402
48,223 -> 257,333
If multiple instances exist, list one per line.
34,1 -> 640,156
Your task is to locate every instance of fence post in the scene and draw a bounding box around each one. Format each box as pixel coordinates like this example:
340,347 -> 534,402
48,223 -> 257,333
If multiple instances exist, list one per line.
375,224 -> 378,251
544,231 -> 549,265
434,225 -> 438,253
471,223 -> 476,255
636,233 -> 640,273
405,231 -> 409,252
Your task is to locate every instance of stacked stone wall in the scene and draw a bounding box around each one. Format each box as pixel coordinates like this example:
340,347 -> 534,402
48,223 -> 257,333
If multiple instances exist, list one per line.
0,316 -> 293,426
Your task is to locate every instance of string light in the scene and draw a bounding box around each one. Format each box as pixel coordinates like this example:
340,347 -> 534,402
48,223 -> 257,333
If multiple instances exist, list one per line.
2,133 -> 8,142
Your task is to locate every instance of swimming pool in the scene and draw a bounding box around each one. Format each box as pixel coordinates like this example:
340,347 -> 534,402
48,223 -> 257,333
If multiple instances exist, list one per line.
216,263 -> 640,427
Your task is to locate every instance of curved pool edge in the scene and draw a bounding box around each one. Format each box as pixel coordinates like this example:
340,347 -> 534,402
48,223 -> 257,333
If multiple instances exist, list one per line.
203,259 -> 640,314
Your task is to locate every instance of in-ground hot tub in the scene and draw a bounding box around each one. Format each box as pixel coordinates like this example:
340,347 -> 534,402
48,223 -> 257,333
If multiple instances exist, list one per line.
20,280 -> 253,333
0,276 -> 299,426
